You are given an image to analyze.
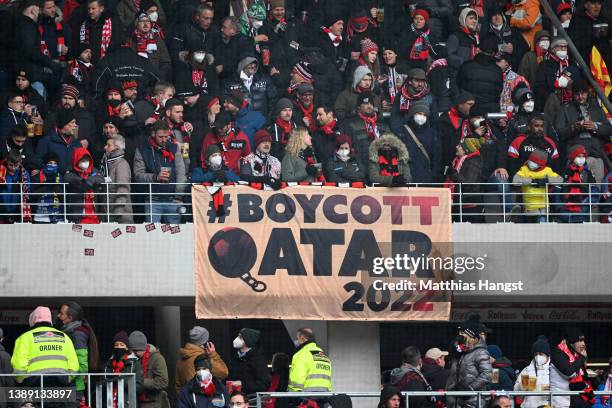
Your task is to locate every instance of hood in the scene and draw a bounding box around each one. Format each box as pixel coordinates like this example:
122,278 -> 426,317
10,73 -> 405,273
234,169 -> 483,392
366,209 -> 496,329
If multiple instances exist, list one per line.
459,7 -> 478,30
237,56 -> 258,75
389,365 -> 410,385
180,342 -> 204,359
369,134 -> 409,163
352,65 -> 373,90
72,147 -> 94,175
178,50 -> 215,66
378,385 -> 403,408
494,356 -> 513,368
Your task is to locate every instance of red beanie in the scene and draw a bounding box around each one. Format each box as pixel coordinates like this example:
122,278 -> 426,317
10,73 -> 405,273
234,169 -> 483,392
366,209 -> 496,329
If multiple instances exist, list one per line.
529,149 -> 548,168
335,133 -> 353,149
413,8 -> 430,23
568,144 -> 587,161
360,37 -> 379,57
254,129 -> 273,147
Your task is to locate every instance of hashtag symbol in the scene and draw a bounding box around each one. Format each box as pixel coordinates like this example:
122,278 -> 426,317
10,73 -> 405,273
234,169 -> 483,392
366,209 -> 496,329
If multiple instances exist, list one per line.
206,194 -> 232,223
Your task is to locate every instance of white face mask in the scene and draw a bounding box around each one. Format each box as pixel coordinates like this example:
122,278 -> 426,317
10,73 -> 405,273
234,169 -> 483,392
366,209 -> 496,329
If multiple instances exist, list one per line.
527,160 -> 540,171
492,23 -> 503,30
557,75 -> 570,88
337,148 -> 350,161
78,160 -> 90,170
523,100 -> 535,113
574,157 -> 586,166
233,336 -> 245,349
414,113 -> 427,126
209,155 -> 223,167
194,52 -> 206,63
555,49 -> 568,60
535,355 -> 548,366
253,20 -> 263,29
148,11 -> 158,22
539,40 -> 550,50
561,20 -> 570,28
197,369 -> 212,383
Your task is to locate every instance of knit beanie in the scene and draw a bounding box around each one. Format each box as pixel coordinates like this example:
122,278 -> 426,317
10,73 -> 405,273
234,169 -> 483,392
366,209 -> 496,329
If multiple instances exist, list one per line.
564,327 -> 585,344
214,111 -> 232,129
225,91 -> 244,109
61,84 -> 80,100
43,151 -> 60,164
28,306 -> 52,327
357,91 -> 375,107
532,335 -> 551,356
556,2 -> 572,17
456,91 -> 475,105
269,0 -> 285,9
206,144 -> 222,161
254,129 -> 273,147
128,330 -> 148,351
352,65 -> 373,90
239,328 -> 261,348
412,7 -> 430,22
113,330 -> 130,345
528,149 -> 548,168
512,86 -> 534,105
56,110 -> 76,129
189,326 -> 210,346
409,101 -> 430,118
379,385 -> 402,408
572,79 -> 590,94
568,144 -> 587,161
296,82 -> 314,95
293,61 -> 313,83
535,30 -> 551,43
487,345 -> 502,359
461,137 -> 482,154
335,133 -> 353,149
194,354 -> 212,369
276,98 -> 293,114
360,37 -> 379,57
458,313 -> 482,339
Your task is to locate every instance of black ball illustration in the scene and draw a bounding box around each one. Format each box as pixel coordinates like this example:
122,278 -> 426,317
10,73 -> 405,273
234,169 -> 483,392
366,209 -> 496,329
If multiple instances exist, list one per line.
208,227 -> 258,277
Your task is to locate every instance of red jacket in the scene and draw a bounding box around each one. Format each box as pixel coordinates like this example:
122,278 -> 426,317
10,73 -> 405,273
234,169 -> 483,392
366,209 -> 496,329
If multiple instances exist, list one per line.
200,128 -> 251,173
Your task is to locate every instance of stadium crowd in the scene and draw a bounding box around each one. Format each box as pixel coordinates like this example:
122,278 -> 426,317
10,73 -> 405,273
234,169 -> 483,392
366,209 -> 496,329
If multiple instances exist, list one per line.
0,0 -> 610,224
1,306 -> 611,408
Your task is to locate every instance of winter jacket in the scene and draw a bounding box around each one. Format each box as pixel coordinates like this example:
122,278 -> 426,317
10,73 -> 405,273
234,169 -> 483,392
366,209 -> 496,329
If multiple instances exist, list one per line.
555,100 -> 612,155
0,109 -> 28,142
481,21 -> 530,69
445,340 -> 492,408
175,343 -> 229,395
177,377 -> 229,408
367,134 -> 412,186
128,35 -> 172,82
508,0 -> 542,48
414,0 -> 454,39
324,155 -> 366,183
397,27 -> 439,71
281,153 -> 317,183
334,66 -> 380,120
228,347 -> 270,396
0,136 -> 38,171
261,16 -> 307,78
133,139 -> 187,198
214,34 -> 254,83
428,61 -> 452,113
567,11 -> 611,64
138,344 -> 170,408
200,129 -> 251,174
342,114 -> 391,168
446,29 -> 477,82
173,53 -> 218,97
13,15 -> 57,83
390,364 -> 436,408
507,133 -> 560,175
457,53 -> 503,114
103,352 -> 145,402
78,14 -> 125,65
305,27 -> 348,74
550,342 -> 589,408
395,121 -> 443,183
514,359 -> 551,408
534,58 -> 581,111
234,106 -> 266,147
191,165 -> 240,183
36,129 -> 81,173
224,61 -> 278,118
101,150 -> 133,223
39,15 -> 73,61
0,165 -> 30,222
479,133 -> 508,180
170,20 -> 220,63
240,152 -> 282,185
45,108 -> 97,152
63,148 -> 105,223
30,169 -> 64,223
421,358 -> 450,391
268,121 -> 297,161
390,90 -> 438,130
117,0 -> 166,30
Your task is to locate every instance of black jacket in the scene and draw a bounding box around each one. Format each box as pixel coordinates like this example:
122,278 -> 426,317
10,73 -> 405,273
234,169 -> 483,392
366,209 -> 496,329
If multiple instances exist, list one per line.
325,155 -> 366,183
421,359 -> 450,391
568,11 -> 611,66
78,14 -> 125,65
214,34 -> 255,83
170,20 -> 220,64
13,15 -> 57,82
0,136 -> 38,170
480,22 -> 530,69
229,348 -> 270,396
457,53 -> 503,114
395,120 -> 443,183
414,0 -> 454,39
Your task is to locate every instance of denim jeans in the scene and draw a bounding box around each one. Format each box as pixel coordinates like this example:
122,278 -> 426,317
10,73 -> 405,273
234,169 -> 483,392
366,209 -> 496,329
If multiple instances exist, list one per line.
145,199 -> 181,224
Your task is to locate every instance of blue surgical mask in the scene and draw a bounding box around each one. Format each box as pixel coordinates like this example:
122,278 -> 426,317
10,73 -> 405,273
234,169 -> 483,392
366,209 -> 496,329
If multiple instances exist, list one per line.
44,163 -> 59,174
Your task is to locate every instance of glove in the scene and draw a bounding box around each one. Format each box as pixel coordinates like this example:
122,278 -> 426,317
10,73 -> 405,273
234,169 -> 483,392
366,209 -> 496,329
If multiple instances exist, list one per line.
392,174 -> 406,186
215,170 -> 227,182
267,177 -> 282,190
306,164 -> 317,176
534,177 -> 548,187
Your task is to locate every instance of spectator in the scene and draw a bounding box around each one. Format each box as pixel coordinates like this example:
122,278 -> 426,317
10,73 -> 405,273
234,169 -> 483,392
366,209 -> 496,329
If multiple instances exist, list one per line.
312,105 -> 342,166
514,335 -> 551,408
103,331 -> 144,405
534,37 -> 575,111
288,327 -> 332,392
487,396 -> 512,408
265,353 -> 290,408
507,0 -> 542,49
334,66 -> 379,120
457,36 -> 503,114
343,92 -> 390,167
31,152 -> 64,224
292,83 -> 317,133
439,92 -> 475,168
397,7 -> 438,71
496,52 -> 530,115
447,136 -> 484,222
129,12 -> 171,81
422,348 -> 450,392
0,92 -> 29,141
309,15 -> 347,75
0,327 -> 14,408
36,108 -> 81,174
64,147 -> 104,223
285,62 -> 314,100
0,150 -> 30,223
117,0 -> 165,30
481,6 -> 530,70
550,328 -> 594,408
377,385 -> 405,408
508,114 -> 560,176
223,91 -> 266,146
554,3 -> 573,36
11,306 -> 78,387
229,328 -> 270,395
128,330 -> 170,408
64,45 -> 96,91
558,145 -> 597,223
568,0 -> 610,66
174,43 -> 217,97
133,120 -> 187,224
427,42 -> 452,113
176,326 -> 228,395
170,4 -> 218,64
593,358 -> 612,408
192,144 -> 240,183
240,1 -> 267,43
518,30 -> 551,87
200,111 -> 251,174
281,127 -> 323,183
379,44 -> 410,111
504,86 -> 536,142
446,315 -> 492,408
224,56 -> 278,118
163,98 -> 194,169
216,17 -> 253,83
12,69 -> 47,119
344,9 -> 378,59
395,101 -> 442,183
447,8 -> 480,91
79,0 -> 125,65
0,125 -> 38,171
240,130 -> 282,189
100,134 -> 133,223
134,81 -> 175,127
512,149 -> 563,223
39,0 -> 71,63
390,346 -> 436,408
348,37 -> 381,85
268,98 -> 297,160
487,345 -> 515,391
367,133 -> 411,187
177,354 -> 229,408
324,133 -> 366,184
229,391 -> 249,408
390,68 -> 437,130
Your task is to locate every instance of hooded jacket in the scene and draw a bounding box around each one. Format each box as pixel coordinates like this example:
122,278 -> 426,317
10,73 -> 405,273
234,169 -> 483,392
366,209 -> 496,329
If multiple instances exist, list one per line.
445,339 -> 492,408
447,8 -> 479,75
334,66 -> 381,120
390,364 -> 436,408
367,134 -> 412,186
175,343 -> 229,395
508,0 -> 542,49
63,147 -> 105,223
224,57 -> 278,117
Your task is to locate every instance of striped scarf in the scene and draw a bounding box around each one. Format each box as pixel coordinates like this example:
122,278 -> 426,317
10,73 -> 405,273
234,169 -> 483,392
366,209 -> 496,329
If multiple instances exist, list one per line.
38,20 -> 66,61
409,24 -> 433,61
80,17 -> 113,58
133,29 -> 156,58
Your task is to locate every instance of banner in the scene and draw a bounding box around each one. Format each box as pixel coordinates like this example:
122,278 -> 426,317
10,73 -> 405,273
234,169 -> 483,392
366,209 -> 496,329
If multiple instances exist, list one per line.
193,185 -> 452,321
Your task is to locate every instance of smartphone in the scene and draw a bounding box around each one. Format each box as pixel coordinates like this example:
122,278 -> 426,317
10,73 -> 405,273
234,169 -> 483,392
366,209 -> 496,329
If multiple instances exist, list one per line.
31,106 -> 38,117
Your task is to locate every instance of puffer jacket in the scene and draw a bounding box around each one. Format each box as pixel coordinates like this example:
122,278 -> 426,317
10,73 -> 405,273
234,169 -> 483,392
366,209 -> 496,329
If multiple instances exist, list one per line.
514,359 -> 550,408
175,343 -> 229,395
367,134 -> 412,186
446,340 -> 492,408
224,57 -> 278,118
457,53 -> 503,114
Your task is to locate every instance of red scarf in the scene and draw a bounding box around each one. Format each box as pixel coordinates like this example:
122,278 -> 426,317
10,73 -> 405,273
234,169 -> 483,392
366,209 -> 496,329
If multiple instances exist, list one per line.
461,27 -> 480,59
295,101 -> 316,132
564,164 -> 586,212
138,345 -> 152,402
322,26 -> 342,46
38,20 -> 66,61
192,70 -> 205,86
299,148 -> 324,182
80,17 -> 112,59
275,117 -> 293,135
548,52 -> 572,104
133,30 -> 156,58
151,22 -> 165,40
320,119 -> 337,136
409,25 -> 432,61
107,103 -> 121,117
358,112 -> 379,140
399,83 -> 430,112
536,45 -> 545,64
111,355 -> 129,408
378,150 -> 399,176
346,16 -> 368,43
199,380 -> 216,397
148,97 -> 163,122
56,128 -> 74,146
427,58 -> 448,74
452,150 -> 480,173
149,137 -> 175,162
448,108 -> 471,140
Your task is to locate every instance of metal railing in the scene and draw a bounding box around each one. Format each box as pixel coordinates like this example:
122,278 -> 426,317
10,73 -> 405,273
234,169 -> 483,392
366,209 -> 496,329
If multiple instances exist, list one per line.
256,389 -> 612,408
0,182 -> 609,223
0,373 -> 137,408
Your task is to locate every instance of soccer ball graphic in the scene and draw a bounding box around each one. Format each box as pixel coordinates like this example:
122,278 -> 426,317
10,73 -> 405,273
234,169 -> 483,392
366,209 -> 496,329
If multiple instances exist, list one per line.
208,227 -> 258,278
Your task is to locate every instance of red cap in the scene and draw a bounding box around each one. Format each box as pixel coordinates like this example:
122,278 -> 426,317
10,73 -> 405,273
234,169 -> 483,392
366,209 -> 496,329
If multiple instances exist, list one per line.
556,2 -> 572,16
413,8 -> 430,22
568,144 -> 587,161
254,129 -> 273,147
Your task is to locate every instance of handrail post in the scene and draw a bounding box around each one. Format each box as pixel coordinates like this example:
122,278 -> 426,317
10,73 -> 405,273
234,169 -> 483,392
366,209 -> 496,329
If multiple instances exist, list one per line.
62,183 -> 67,222
129,373 -> 137,408
19,186 -> 23,223
458,183 -> 463,223
588,183 -> 593,222
106,182 -> 111,223
256,393 -> 262,408
87,373 -> 91,407
107,377 -> 114,408
96,379 -> 103,408
118,377 -> 125,408
40,374 -> 44,408
477,391 -> 481,408
149,183 -> 154,222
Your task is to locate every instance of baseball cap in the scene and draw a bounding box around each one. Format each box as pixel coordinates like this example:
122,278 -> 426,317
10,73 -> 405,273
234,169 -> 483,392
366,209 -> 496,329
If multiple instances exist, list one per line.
425,348 -> 449,359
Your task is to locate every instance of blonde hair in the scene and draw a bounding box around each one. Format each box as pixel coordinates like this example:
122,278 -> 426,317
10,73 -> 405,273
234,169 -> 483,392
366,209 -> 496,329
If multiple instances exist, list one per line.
285,127 -> 310,157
